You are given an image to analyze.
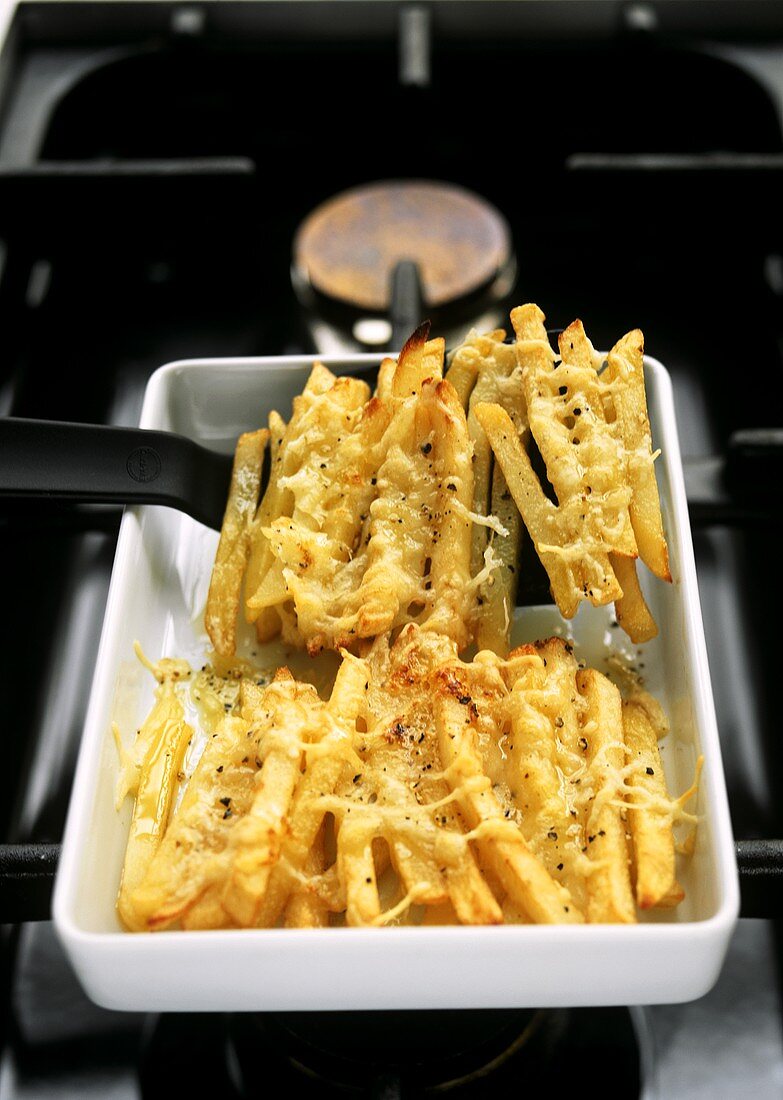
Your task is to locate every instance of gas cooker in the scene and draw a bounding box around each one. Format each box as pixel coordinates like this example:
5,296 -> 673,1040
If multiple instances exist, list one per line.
1,3 -> 783,1096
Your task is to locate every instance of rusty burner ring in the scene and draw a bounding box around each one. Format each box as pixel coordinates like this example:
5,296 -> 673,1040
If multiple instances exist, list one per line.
292,180 -> 515,328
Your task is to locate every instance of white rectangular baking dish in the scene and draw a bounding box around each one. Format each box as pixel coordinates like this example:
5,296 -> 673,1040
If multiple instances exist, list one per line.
53,352 -> 739,1012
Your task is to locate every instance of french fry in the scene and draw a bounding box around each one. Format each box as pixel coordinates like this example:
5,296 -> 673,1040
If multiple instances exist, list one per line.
557,320 -> 636,558
181,885 -> 234,931
245,365 -> 368,636
352,398 -> 434,638
442,842 -> 503,925
606,330 -> 671,581
366,732 -> 448,909
462,330 -> 524,580
623,697 -> 680,909
473,402 -> 580,618
259,395 -> 390,651
422,379 -> 475,647
433,665 -> 583,924
612,553 -> 658,644
366,626 -> 502,925
250,410 -> 287,642
284,831 -> 329,928
252,653 -> 367,927
222,675 -> 319,926
576,669 -> 635,924
375,356 -> 397,402
506,638 -> 586,910
205,428 -> 268,657
304,361 -> 339,395
116,708 -> 193,931
448,329 -> 524,659
114,657 -> 188,807
476,462 -> 521,656
129,716 -> 256,930
510,305 -> 633,608
444,345 -> 479,409
339,820 -> 382,926
392,322 -> 444,397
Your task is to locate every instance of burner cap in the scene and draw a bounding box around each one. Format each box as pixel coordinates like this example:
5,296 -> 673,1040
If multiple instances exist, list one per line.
293,180 -> 512,312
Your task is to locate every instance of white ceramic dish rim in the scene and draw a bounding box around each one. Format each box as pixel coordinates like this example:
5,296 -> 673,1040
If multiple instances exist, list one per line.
53,352 -> 740,1010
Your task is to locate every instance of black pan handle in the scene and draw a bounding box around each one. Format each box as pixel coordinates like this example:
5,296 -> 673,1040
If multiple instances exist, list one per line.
0,417 -> 232,530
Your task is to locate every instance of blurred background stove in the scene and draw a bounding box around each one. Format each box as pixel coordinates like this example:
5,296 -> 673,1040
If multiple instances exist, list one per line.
2,2 -> 783,1097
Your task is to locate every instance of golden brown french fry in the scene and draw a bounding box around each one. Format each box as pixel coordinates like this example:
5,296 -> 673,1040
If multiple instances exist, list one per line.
284,831 -> 329,928
114,662 -> 187,807
422,379 -> 475,647
606,330 -> 671,581
444,347 -> 479,408
245,366 -> 367,631
251,654 -> 367,928
392,323 -> 444,397
444,846 -> 503,925
246,558 -> 288,611
375,356 -> 397,401
653,882 -> 686,908
304,361 -> 339,396
476,463 -> 521,656
181,885 -> 234,930
446,328 -> 509,408
577,669 -> 635,924
261,394 -> 390,651
511,305 -> 623,607
246,411 -> 291,629
505,639 -> 586,909
420,902 -> 459,925
117,709 -> 192,931
433,666 -> 583,924
463,330 -> 524,580
473,402 -> 580,618
467,400 -> 493,581
129,716 -> 256,931
623,698 -> 680,909
339,820 -> 382,926
206,428 -> 268,657
368,627 -> 502,925
558,320 -> 636,558
612,553 -> 658,644
365,734 -> 448,908
222,677 -> 319,926
251,410 -> 287,642
353,397 -> 434,638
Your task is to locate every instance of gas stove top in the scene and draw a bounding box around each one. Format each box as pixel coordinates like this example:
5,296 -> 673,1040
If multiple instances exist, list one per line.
1,3 -> 783,1097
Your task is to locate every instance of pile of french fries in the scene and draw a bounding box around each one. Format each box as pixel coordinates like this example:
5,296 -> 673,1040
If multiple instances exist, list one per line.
116,303 -> 697,931
207,304 -> 670,664
117,627 -> 697,930
447,304 -> 670,648
207,324 -> 485,658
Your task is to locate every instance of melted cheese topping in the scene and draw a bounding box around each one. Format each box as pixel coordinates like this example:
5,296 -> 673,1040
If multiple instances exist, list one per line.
242,345 -> 492,655
118,628 -> 693,931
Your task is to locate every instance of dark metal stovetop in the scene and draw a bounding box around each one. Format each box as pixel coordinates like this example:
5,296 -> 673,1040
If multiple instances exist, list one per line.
2,4 -> 783,1097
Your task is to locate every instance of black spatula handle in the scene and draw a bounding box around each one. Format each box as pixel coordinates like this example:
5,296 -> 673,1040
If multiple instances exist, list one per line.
0,417 -> 232,530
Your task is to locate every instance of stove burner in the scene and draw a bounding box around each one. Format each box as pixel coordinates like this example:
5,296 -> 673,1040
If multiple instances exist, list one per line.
292,180 -> 516,353
227,1008 -> 591,1097
294,180 -> 512,313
